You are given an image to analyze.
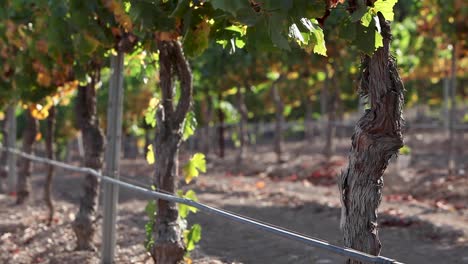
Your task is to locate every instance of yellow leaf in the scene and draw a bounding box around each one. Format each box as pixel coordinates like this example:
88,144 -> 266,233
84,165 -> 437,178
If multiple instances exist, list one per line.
149,97 -> 159,108
286,72 -> 299,80
35,132 -> 42,141
146,144 -> 155,164
184,256 -> 193,264
0,112 -> 4,120
223,87 -> 237,96
29,104 -> 49,120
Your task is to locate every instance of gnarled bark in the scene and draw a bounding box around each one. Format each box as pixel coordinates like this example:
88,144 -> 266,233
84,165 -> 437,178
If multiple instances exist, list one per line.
152,40 -> 192,264
44,106 -> 56,226
16,109 -> 39,204
339,14 -> 404,263
72,64 -> 105,251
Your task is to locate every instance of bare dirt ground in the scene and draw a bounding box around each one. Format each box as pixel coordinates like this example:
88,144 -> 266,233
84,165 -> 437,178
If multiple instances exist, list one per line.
0,134 -> 467,264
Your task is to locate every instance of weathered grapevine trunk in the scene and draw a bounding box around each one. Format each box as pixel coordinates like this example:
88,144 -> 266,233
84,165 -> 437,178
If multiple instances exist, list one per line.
72,66 -> 105,251
44,106 -> 56,225
271,79 -> 284,163
218,92 -> 225,158
323,74 -> 337,160
152,40 -> 192,264
16,109 -> 39,204
448,45 -> 457,176
236,86 -> 248,165
339,14 -> 404,263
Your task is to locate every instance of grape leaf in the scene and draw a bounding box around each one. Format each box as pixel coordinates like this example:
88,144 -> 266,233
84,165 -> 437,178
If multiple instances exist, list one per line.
373,0 -> 398,21
350,5 -> 368,22
146,144 -> 155,165
354,20 -> 378,55
268,13 -> 290,51
210,0 -> 250,16
183,20 -> 211,58
300,18 -> 327,56
179,190 -> 199,218
361,9 -> 373,27
185,224 -> 201,252
183,153 -> 206,184
375,30 -> 383,50
182,111 -> 197,141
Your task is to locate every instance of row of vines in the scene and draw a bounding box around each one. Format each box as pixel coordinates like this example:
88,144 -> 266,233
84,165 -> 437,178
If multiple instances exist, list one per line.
0,0 -> 466,263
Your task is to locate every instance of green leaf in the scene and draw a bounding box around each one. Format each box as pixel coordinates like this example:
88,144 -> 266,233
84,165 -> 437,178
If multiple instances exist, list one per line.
185,224 -> 202,252
245,19 -> 272,52
375,30 -> 383,50
283,105 -> 292,117
300,19 -> 327,56
184,189 -> 198,202
210,0 -> 250,15
350,5 -> 369,22
179,204 -> 189,218
170,0 -> 190,17
340,20 -> 357,41
145,200 -> 157,218
225,25 -> 246,35
179,190 -> 198,219
399,145 -> 411,155
144,107 -> 156,128
361,9 -> 373,27
144,200 -> 156,251
268,13 -> 290,50
235,7 -> 262,26
219,101 -> 240,123
316,71 -> 326,81
146,144 -> 155,165
183,153 -> 206,184
183,20 -> 211,57
235,38 -> 245,48
182,111 -> 197,141
179,190 -> 199,218
373,0 -> 398,21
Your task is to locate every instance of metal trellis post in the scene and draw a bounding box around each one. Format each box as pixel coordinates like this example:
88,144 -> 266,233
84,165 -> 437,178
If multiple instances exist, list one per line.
101,51 -> 125,264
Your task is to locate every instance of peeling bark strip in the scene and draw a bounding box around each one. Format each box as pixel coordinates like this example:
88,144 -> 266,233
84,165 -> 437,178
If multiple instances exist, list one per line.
16,109 -> 39,204
152,40 -> 192,264
44,106 -> 56,226
72,64 -> 105,251
339,13 -> 404,263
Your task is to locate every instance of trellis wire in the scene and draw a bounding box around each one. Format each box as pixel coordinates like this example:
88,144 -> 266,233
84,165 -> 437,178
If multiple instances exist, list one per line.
0,144 -> 403,264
